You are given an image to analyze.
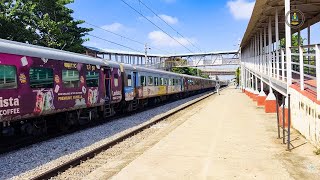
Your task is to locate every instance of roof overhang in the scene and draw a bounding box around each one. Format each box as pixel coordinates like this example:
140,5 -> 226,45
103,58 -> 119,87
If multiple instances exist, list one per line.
241,0 -> 320,48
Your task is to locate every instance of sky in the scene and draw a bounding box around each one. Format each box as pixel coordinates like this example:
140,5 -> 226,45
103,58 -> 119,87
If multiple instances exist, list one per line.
67,0 -> 253,55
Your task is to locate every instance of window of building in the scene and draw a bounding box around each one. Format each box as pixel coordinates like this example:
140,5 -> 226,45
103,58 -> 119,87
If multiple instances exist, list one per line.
86,71 -> 99,87
154,77 -> 159,86
114,74 -> 119,87
148,76 -> 153,85
62,69 -> 80,88
127,74 -> 132,86
140,76 -> 146,86
29,67 -> 53,88
0,65 -> 17,89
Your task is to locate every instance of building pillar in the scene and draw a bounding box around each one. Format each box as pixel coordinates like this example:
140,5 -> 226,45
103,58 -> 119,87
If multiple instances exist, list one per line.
245,71 -> 250,96
275,8 -> 280,80
265,88 -> 277,113
247,72 -> 253,97
260,30 -> 263,72
268,17 -> 272,77
246,70 -> 248,94
253,76 -> 259,101
263,27 -> 267,74
285,0 -> 292,88
257,80 -> 267,106
252,35 -> 259,101
250,73 -> 254,99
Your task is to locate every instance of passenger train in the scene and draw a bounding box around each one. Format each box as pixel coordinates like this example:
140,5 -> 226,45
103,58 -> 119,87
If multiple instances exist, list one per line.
0,39 -> 219,136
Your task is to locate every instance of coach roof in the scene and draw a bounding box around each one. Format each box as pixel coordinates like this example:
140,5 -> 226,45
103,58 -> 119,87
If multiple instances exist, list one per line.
0,39 -> 120,68
121,63 -> 214,81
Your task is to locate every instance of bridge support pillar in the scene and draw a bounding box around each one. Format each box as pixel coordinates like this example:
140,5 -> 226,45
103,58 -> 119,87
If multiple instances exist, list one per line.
257,81 -> 266,106
245,88 -> 250,97
253,90 -> 259,101
253,77 -> 259,101
265,91 -> 276,113
257,91 -> 267,106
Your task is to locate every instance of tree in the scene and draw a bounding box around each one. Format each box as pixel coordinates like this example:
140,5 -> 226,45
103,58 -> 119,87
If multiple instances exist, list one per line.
0,0 -> 38,43
280,33 -> 316,75
280,33 -> 305,48
0,0 -> 92,53
172,67 -> 209,79
235,67 -> 240,85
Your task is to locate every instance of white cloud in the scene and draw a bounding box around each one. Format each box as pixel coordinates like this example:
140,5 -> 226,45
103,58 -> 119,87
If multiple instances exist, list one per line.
227,0 -> 255,20
148,30 -> 195,47
101,23 -> 124,32
159,14 -> 178,25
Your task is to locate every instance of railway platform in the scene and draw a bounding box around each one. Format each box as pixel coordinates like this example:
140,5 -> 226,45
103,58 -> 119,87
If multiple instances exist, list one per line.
86,87 -> 320,180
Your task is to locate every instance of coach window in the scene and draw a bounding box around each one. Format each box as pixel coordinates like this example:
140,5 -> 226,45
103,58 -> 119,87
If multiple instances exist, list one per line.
154,77 -> 159,86
127,74 -> 132,87
0,65 -> 17,89
148,76 -> 153,86
114,74 -> 119,87
140,76 -> 146,86
168,79 -> 172,86
164,78 -> 168,85
86,71 -> 99,87
62,70 -> 80,88
29,67 -> 53,88
159,78 -> 164,86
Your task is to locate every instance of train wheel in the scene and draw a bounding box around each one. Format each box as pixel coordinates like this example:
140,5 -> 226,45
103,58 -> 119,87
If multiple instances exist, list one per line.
56,112 -> 75,132
21,118 -> 47,136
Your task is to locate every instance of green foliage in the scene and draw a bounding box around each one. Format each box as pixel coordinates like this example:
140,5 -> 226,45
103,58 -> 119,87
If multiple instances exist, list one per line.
172,67 -> 209,79
0,0 -> 92,53
280,33 -> 306,48
235,67 -> 240,84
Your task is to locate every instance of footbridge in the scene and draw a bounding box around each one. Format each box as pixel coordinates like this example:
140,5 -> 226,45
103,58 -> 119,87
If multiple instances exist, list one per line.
84,46 -> 239,71
240,0 -> 320,147
201,69 -> 236,76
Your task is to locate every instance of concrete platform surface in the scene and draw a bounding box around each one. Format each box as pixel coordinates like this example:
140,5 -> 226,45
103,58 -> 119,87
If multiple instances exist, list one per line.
110,87 -> 319,180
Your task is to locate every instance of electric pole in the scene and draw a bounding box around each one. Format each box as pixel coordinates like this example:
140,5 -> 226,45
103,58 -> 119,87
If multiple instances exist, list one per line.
145,43 -> 151,65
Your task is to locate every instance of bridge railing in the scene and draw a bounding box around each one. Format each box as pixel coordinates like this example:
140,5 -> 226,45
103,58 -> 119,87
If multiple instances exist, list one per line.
290,44 -> 320,100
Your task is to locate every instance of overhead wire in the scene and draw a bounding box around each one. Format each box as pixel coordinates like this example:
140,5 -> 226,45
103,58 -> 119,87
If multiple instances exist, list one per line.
120,0 -> 194,53
74,18 -> 171,54
87,34 -> 143,53
138,0 -> 203,52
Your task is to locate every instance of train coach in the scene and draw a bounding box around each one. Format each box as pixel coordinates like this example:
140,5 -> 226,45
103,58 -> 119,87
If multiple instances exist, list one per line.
0,39 -> 216,136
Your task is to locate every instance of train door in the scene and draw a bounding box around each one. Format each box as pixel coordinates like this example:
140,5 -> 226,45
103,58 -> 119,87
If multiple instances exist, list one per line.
181,78 -> 184,91
104,68 -> 112,102
133,72 -> 137,88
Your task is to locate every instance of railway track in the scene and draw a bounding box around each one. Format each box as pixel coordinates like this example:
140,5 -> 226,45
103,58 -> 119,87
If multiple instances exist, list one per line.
0,92 -> 208,155
30,90 -> 218,180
